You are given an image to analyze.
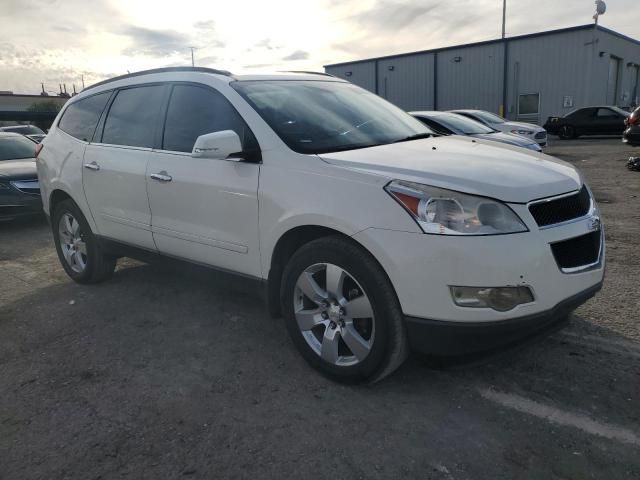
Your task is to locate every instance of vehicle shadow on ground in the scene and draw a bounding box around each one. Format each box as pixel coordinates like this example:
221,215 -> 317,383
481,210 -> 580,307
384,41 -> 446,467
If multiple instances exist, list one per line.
1,260 -> 639,479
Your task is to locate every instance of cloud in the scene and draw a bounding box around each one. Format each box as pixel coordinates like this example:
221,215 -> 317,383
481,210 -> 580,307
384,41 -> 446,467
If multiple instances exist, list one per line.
255,38 -> 275,50
193,20 -> 216,30
243,63 -> 275,69
120,26 -> 191,57
348,0 -> 441,31
283,50 -> 309,61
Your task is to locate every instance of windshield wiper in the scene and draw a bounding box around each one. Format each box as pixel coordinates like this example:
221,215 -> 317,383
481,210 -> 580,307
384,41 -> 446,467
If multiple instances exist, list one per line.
391,132 -> 436,143
312,143 -> 384,154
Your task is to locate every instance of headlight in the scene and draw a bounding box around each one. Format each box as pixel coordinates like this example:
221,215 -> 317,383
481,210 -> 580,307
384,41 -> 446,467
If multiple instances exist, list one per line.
525,143 -> 542,152
385,181 -> 528,236
511,129 -> 534,135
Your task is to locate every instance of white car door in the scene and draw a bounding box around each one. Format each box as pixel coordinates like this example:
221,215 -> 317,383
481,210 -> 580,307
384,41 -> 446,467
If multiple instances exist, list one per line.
146,83 -> 261,277
83,85 -> 167,250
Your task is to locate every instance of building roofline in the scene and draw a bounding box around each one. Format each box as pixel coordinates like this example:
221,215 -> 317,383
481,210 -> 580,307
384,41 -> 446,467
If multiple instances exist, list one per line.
82,66 -> 233,92
324,24 -> 640,68
0,93 -> 68,99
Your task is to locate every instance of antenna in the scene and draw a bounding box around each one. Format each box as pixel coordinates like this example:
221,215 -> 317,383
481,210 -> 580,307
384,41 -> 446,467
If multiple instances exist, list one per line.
593,0 -> 606,25
189,46 -> 196,67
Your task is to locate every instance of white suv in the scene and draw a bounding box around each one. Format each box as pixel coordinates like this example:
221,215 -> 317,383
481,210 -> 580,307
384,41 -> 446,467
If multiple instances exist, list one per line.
37,68 -> 604,382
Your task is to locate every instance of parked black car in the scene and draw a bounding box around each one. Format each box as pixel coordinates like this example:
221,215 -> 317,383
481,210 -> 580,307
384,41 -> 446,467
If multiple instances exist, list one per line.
0,132 -> 42,221
0,124 -> 47,143
410,111 -> 542,151
623,106 -> 640,146
544,106 -> 630,139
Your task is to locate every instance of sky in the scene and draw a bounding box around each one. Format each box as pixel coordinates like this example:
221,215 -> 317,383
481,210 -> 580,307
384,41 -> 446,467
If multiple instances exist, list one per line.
1,0 -> 639,94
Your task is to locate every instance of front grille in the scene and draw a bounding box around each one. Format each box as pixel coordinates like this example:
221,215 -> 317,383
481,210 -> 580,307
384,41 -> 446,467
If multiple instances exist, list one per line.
534,131 -> 547,140
529,186 -> 591,227
551,231 -> 601,271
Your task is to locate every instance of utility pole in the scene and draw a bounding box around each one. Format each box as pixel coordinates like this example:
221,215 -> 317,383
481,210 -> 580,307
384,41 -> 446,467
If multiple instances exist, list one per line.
501,0 -> 508,118
189,47 -> 196,67
501,0 -> 507,39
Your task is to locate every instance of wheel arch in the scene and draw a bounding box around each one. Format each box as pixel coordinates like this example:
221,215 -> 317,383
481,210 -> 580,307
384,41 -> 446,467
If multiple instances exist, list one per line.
48,187 -> 98,233
266,225 -> 387,318
49,189 -> 74,216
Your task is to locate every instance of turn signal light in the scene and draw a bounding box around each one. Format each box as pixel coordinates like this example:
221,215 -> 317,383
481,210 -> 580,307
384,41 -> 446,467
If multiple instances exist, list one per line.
35,143 -> 44,158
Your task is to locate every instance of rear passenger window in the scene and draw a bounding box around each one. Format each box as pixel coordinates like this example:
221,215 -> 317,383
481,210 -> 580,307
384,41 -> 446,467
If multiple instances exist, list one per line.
58,92 -> 110,142
596,108 -> 617,117
162,84 -> 258,154
102,85 -> 165,148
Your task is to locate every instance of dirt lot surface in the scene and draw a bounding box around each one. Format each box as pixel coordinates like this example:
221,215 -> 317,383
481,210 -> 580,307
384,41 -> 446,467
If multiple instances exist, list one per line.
1,138 -> 639,479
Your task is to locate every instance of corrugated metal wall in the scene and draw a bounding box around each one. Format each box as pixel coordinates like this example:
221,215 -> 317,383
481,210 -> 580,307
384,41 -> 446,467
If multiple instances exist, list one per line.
505,29 -> 593,123
325,27 -> 640,125
436,43 -> 504,112
325,62 -> 376,92
376,53 -> 435,110
598,30 -> 640,107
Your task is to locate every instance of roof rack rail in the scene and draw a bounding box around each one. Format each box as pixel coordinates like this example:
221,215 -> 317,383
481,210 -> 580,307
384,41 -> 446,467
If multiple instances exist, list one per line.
283,71 -> 336,77
83,67 -> 233,92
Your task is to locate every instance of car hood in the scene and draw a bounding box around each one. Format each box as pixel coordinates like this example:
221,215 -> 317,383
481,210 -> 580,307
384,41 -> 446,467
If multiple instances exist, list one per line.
0,159 -> 38,181
317,136 -> 580,203
471,131 -> 538,147
502,121 -> 544,132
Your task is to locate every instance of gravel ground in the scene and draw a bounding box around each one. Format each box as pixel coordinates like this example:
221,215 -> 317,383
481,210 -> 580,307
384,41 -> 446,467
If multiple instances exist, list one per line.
0,138 -> 639,479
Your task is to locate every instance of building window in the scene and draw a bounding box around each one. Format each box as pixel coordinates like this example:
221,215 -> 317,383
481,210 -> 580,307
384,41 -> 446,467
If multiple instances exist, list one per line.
518,93 -> 540,115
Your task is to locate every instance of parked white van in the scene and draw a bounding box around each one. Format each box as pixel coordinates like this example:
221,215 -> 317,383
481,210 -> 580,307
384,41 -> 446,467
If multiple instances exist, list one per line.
37,68 -> 604,382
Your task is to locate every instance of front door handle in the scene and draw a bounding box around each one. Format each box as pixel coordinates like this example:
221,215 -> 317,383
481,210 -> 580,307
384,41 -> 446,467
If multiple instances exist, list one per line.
150,171 -> 172,182
83,162 -> 100,171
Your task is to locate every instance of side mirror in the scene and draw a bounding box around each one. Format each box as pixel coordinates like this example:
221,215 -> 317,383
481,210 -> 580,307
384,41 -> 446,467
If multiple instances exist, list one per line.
192,130 -> 243,160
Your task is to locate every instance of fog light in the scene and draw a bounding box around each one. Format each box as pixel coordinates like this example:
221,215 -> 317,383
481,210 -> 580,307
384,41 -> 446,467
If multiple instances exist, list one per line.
450,286 -> 534,312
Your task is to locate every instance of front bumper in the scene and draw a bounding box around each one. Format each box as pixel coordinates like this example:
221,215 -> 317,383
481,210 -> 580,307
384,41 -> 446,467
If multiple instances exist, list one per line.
405,282 -> 601,355
0,188 -> 43,220
623,127 -> 640,146
352,200 -> 605,353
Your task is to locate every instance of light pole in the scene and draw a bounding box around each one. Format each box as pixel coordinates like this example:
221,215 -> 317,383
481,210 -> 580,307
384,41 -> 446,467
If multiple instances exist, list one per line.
501,0 -> 506,39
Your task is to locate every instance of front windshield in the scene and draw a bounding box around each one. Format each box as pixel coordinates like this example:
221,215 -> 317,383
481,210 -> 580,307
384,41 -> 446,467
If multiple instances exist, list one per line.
434,113 -> 496,135
610,106 -> 631,117
0,136 -> 36,160
469,111 -> 505,125
232,80 -> 433,154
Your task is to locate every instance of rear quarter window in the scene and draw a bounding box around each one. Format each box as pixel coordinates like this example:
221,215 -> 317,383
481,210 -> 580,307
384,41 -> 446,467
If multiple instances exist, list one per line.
58,92 -> 111,141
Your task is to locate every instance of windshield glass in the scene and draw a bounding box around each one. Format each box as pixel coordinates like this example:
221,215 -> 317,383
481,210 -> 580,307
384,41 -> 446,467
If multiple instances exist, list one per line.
2,125 -> 45,135
433,113 -> 496,135
232,80 -> 433,154
468,111 -> 505,125
0,136 -> 36,160
610,106 -> 631,117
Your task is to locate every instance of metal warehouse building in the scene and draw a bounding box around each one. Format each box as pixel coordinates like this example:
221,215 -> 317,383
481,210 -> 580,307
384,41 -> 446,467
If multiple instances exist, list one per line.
324,24 -> 640,126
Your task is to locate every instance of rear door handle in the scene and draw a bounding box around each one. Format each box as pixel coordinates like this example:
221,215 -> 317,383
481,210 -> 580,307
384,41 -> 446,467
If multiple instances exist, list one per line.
83,162 -> 100,171
150,171 -> 172,182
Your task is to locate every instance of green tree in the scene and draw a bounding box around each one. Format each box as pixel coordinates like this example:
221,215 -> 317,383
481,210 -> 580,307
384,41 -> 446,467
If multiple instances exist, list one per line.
26,100 -> 64,130
27,100 -> 63,113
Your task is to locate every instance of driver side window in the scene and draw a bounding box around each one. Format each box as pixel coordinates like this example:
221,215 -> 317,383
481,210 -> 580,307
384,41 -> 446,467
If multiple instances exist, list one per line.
162,84 -> 258,153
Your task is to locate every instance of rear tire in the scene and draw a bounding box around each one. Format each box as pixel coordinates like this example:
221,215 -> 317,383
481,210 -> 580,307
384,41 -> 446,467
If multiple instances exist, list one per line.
281,236 -> 408,383
52,199 -> 117,284
559,124 -> 576,140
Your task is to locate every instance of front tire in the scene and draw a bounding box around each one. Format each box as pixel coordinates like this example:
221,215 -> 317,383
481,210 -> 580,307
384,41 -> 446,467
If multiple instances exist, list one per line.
52,199 -> 117,284
281,236 -> 408,383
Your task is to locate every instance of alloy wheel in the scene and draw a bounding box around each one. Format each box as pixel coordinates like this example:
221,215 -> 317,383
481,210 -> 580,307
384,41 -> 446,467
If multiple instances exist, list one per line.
294,263 -> 375,367
58,212 -> 87,273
